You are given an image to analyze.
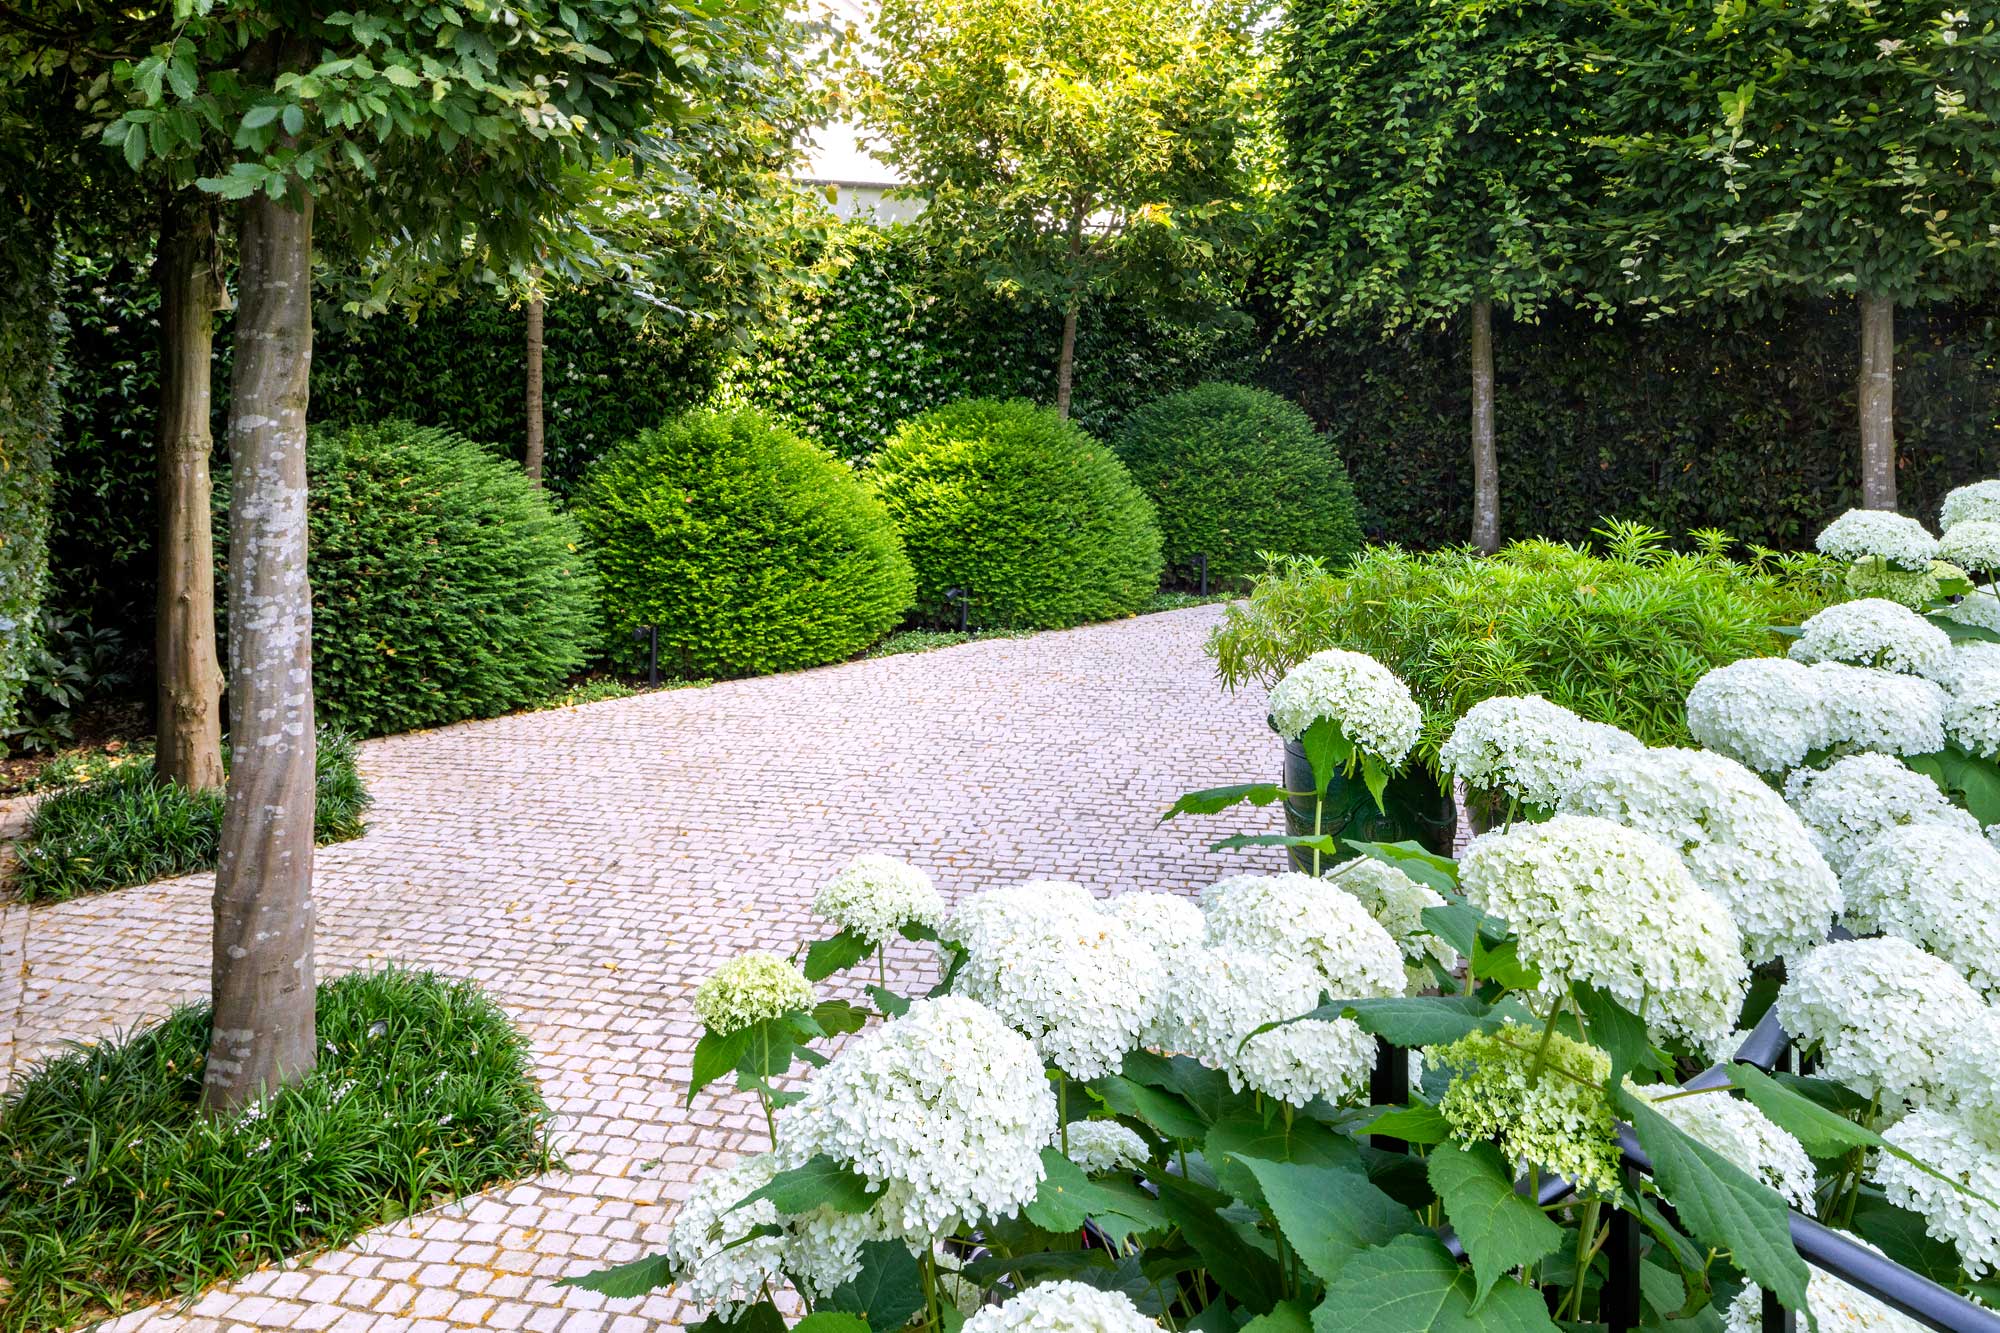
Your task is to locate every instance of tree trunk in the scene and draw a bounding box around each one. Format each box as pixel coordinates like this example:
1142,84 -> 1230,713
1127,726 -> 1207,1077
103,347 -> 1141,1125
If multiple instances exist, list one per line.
153,193 -> 226,792
1469,298 -> 1500,552
1054,200 -> 1087,420
524,294 -> 545,484
204,188 -> 318,1118
1859,292 -> 1896,511
1055,304 -> 1080,420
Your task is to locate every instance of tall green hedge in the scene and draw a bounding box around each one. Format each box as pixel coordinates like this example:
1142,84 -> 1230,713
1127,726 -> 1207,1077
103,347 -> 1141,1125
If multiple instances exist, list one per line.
0,190 -> 59,734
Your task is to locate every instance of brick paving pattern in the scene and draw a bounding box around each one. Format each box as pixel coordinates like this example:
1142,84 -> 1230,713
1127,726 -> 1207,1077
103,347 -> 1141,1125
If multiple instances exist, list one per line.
0,605 -> 1282,1332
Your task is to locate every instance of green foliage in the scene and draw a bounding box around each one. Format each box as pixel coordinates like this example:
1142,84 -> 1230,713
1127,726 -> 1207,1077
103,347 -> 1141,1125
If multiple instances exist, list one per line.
0,175 -> 58,736
0,967 -> 553,1332
301,421 -> 598,738
870,399 -> 1165,630
1207,537 -> 1832,763
0,609 -> 131,755
574,408 -> 915,678
1113,382 -> 1363,587
11,730 -> 372,902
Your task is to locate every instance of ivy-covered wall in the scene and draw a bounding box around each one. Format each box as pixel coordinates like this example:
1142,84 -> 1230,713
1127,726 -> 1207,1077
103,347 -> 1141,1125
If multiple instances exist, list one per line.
0,188 -> 60,733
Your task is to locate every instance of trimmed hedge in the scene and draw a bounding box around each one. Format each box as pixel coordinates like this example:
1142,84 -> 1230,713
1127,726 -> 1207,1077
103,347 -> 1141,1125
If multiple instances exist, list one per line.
574,408 -> 915,678
870,399 -> 1165,630
1113,382 -> 1363,588
0,188 -> 58,735
303,422 -> 599,738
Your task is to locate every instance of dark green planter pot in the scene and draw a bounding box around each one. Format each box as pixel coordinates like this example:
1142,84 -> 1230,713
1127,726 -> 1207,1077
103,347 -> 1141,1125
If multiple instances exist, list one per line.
1280,736 -> 1457,872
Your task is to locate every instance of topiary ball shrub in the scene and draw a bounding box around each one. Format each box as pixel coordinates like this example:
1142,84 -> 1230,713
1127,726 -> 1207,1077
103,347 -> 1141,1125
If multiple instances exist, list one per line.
1113,382 -> 1363,588
870,399 -> 1164,630
304,422 -> 598,737
574,408 -> 916,678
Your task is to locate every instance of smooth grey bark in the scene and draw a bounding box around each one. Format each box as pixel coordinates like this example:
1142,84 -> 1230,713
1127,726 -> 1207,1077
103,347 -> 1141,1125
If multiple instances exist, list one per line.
1469,298 -> 1499,552
524,294 -> 545,484
204,186 -> 318,1117
153,191 -> 226,791
1859,292 -> 1896,511
1053,200 -> 1087,420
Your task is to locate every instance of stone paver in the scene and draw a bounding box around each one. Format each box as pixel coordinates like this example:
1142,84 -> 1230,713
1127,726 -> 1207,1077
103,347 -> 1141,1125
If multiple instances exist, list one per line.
0,605 -> 1280,1330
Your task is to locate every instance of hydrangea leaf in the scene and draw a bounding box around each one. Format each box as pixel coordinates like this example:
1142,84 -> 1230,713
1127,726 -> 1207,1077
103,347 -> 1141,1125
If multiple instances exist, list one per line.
1471,938 -> 1540,993
865,985 -> 910,1019
962,1249 -> 1116,1285
1309,1233 -> 1562,1333
1157,1175 -> 1286,1313
1426,1142 -> 1565,1307
793,1315 -> 871,1333
1207,1113 -> 1361,1204
1345,839 -> 1463,896
1418,904 -> 1480,959
1119,1050 -> 1245,1124
825,1240 -> 925,1331
688,1301 -> 787,1333
1572,982 -> 1670,1083
1025,1148 -> 1169,1241
1849,1195 -> 1968,1286
553,1250 -> 676,1296
688,1026 -> 753,1105
1266,996 -> 1498,1048
803,929 -> 873,982
734,1153 -> 885,1215
812,998 -> 872,1035
1163,782 -> 1291,820
1238,1157 -> 1415,1287
731,1019 -> 799,1081
1728,1065 -> 1993,1201
1239,1299 -> 1314,1333
1210,832 -> 1342,855
1088,1075 -> 1212,1141
1360,1102 -> 1451,1147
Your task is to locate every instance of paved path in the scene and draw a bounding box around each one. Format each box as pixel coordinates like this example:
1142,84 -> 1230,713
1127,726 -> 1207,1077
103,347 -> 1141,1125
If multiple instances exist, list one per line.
1,606 -> 1281,1332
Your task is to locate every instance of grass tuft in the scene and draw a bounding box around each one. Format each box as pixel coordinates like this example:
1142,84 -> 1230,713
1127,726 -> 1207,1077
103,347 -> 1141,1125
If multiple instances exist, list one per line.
0,967 -> 555,1332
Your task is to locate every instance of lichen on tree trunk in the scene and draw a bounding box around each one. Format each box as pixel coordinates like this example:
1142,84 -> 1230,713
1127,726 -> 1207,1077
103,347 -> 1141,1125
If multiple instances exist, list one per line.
1469,298 -> 1499,553
1858,292 -> 1896,512
524,292 -> 545,484
204,187 -> 319,1117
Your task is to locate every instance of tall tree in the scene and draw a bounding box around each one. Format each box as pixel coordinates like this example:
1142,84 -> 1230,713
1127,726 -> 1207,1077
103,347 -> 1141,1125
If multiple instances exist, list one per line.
1277,0 -> 1603,551
857,0 -> 1263,417
1592,0 -> 2000,511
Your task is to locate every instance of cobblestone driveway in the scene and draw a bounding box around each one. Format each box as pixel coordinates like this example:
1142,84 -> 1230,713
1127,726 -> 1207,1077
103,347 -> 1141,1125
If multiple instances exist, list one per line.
0,605 -> 1279,1332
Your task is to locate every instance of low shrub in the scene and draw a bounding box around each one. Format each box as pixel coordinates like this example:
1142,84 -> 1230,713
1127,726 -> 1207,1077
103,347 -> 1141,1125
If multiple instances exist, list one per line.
870,399 -> 1164,630
575,408 -> 915,678
11,730 -> 372,902
303,422 -> 598,738
0,967 -> 553,1331
1113,383 -> 1363,588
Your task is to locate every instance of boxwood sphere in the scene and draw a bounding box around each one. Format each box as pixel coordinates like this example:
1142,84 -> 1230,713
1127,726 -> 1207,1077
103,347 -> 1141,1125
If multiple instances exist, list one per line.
574,408 -> 915,678
1112,382 -> 1363,587
305,422 -> 598,737
870,399 -> 1164,630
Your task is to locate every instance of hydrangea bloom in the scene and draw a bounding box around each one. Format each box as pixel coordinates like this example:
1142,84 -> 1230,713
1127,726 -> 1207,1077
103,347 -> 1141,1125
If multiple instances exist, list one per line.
1842,825 -> 2000,998
961,1281 -> 1162,1333
779,995 -> 1056,1237
1940,518 -> 2000,573
1235,1016 -> 1377,1109
1877,1109 -> 2000,1278
1947,589 -> 2000,634
815,854 -> 948,947
1062,1120 -> 1149,1174
951,886 -> 1160,1080
1940,1009 -> 2000,1139
1431,1023 -> 1623,1197
1684,658 -> 1828,774
659,1153 -> 788,1319
1623,1082 -> 1816,1213
1785,754 -> 1982,873
1727,1256 -> 1935,1333
1200,872 -> 1406,1000
1842,559 -> 1942,610
1775,937 -> 1987,1107
1816,508 -> 1940,570
1808,663 -> 1946,756
1561,747 -> 1840,963
1942,649 -> 2000,759
1266,648 -> 1422,764
782,1204 -> 897,1299
1943,480 -> 2000,531
693,952 -> 815,1035
1438,695 -> 1642,811
1458,816 -> 1748,1050
1788,599 -> 1952,677
1152,945 -> 1320,1085
1102,891 -> 1204,960
1324,856 -> 1459,988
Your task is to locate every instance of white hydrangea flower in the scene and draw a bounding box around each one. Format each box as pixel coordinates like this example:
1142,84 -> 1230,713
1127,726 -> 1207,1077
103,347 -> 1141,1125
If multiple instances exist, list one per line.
778,995 -> 1056,1237
1775,937 -> 1987,1107
1946,589 -> 2000,634
658,1154 -> 789,1320
1458,816 -> 1748,1051
1943,479 -> 2000,531
1199,872 -> 1407,1000
815,854 -> 948,947
1266,648 -> 1422,765
783,1204 -> 899,1300
1924,639 -> 2000,690
1942,648 -> 2000,758
1785,753 -> 1982,873
693,952 -> 816,1035
1561,747 -> 1840,964
1817,508 -> 1940,570
1153,944 -> 1321,1083
1685,657 -> 1828,774
1623,1082 -> 1816,1213
1727,1255 -> 1935,1333
1061,1120 -> 1149,1174
1842,825 -> 2000,998
1233,1015 -> 1376,1108
1808,663 -> 1946,757
1939,1009 -> 2000,1139
1877,1108 -> 2000,1278
951,886 -> 1160,1081
1439,695 -> 1643,811
1431,1023 -> 1622,1197
961,1280 -> 1162,1333
1788,599 -> 1952,677
1843,559 -> 1943,610
1102,891 -> 1204,961
1324,856 -> 1459,989
1940,518 -> 2000,573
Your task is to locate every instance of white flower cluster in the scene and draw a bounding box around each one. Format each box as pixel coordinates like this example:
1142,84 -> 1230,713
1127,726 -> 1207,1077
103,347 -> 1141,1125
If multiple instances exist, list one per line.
779,995 -> 1056,1237
814,854 -> 948,947
951,884 -> 1161,1080
1774,937 -> 1988,1107
1324,856 -> 1459,988
1152,944 -> 1374,1107
1432,1023 -> 1623,1196
1458,816 -> 1748,1050
1561,747 -> 1840,963
1440,695 -> 1642,811
1623,1081 -> 1816,1213
1785,754 -> 1982,873
1199,872 -> 1407,1000
1842,558 -> 1944,610
1940,644 -> 2000,758
1949,589 -> 2000,634
1877,1109 -> 2000,1278
1816,509 -> 1940,570
1811,663 -> 1947,757
1787,599 -> 1952,677
693,952 -> 815,1035
1102,891 -> 1204,961
1940,518 -> 2000,573
1843,825 -> 2000,998
1943,480 -> 2000,530
1266,648 -> 1422,764
1061,1120 -> 1149,1174
1726,1258 -> 1934,1333
1685,658 -> 1827,773
961,1281 -> 1162,1333
659,1153 -> 789,1320
1232,1016 -> 1378,1109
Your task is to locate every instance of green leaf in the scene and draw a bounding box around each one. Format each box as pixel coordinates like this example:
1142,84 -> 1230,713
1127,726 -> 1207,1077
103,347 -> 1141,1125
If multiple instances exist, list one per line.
1026,1147 -> 1095,1231
825,1240 -> 925,1331
1472,938 -> 1540,992
1156,1175 -> 1285,1314
1572,982 -> 1669,1083
734,1153 -> 884,1215
1618,1086 -> 1810,1315
1311,1234 -> 1562,1333
1302,716 -> 1354,795
1360,1102 -> 1451,1146
1361,755 -> 1390,813
962,1249 -> 1115,1284
1418,904 -> 1479,958
1262,996 -> 1498,1048
688,1301 -> 786,1333
1238,1157 -> 1416,1286
1240,1300 -> 1314,1333
803,929 -> 872,981
1640,1258 -> 1689,1319
241,103 -> 281,129
1849,1194 -> 1967,1287
1088,1074 -> 1210,1140
281,103 -> 305,136
793,1315 -> 871,1333
384,61 -> 424,87
554,1250 -> 676,1296
1728,1065 -> 1992,1201
1346,839 -> 1461,895
732,1019 -> 797,1082
1426,1142 -> 1565,1307
865,985 -> 909,1018
1119,1051 -> 1244,1123
1163,782 -> 1290,819
688,1026 -> 752,1104
1209,832 -> 1342,854
813,998 -> 872,1035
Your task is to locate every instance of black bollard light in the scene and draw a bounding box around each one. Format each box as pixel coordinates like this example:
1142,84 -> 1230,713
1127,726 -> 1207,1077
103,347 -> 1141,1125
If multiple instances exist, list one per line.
634,625 -> 660,688
943,587 -> 970,634
1194,552 -> 1209,597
